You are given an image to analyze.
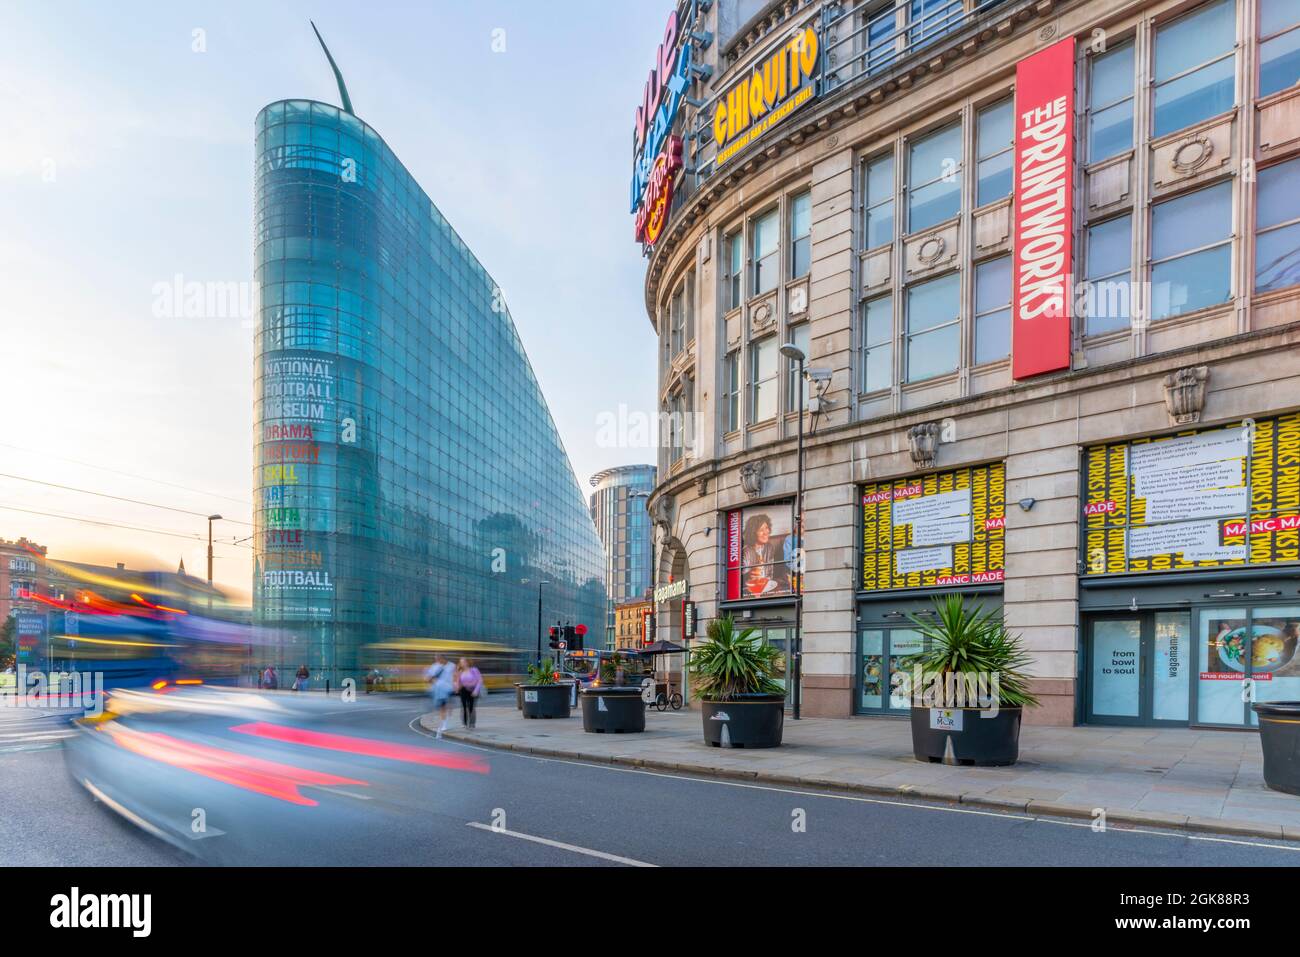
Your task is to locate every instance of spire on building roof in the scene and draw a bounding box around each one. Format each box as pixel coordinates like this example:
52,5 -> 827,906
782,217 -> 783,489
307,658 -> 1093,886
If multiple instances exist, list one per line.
311,20 -> 354,115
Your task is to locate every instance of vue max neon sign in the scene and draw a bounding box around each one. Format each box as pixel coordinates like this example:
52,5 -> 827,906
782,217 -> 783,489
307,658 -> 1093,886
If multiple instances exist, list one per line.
629,2 -> 697,215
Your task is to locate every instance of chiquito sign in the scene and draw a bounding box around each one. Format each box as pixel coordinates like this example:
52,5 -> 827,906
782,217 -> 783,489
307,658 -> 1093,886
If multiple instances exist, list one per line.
1010,36 -> 1076,380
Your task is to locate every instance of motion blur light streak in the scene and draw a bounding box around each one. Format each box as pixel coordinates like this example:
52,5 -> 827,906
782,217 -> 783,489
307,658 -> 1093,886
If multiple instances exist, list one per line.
229,721 -> 490,774
103,725 -> 369,806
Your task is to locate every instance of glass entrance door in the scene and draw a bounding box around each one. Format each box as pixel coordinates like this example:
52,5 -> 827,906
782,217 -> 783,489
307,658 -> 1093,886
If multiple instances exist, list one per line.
1085,611 -> 1191,725
858,627 -> 925,714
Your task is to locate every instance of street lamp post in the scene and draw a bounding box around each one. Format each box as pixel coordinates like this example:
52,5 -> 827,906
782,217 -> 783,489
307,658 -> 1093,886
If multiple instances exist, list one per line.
523,578 -> 550,668
206,514 -> 222,616
778,343 -> 805,721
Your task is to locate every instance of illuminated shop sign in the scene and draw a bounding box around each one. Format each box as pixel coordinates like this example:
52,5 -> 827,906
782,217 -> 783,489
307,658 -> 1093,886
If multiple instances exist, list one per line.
635,135 -> 683,245
712,24 -> 819,169
1082,412 -> 1300,576
630,2 -> 697,214
725,501 -> 798,601
1010,36 -> 1075,380
860,464 -> 1006,592
654,577 -> 687,603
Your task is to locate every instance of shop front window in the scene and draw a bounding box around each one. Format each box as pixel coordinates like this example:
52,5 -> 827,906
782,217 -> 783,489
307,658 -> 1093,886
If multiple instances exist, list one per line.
1248,606 -> 1300,725
1198,607 -> 1251,726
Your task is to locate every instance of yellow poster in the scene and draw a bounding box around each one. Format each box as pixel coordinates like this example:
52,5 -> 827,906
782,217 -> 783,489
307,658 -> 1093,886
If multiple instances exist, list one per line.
1082,411 -> 1300,575
860,463 -> 1006,592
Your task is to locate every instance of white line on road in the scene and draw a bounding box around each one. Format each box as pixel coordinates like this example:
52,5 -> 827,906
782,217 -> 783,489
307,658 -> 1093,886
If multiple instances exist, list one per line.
466,821 -> 656,866
407,718 -> 1300,854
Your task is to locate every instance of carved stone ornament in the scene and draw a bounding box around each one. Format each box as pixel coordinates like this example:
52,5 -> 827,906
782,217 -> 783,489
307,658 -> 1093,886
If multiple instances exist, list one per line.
1171,134 -> 1214,175
1163,365 -> 1209,425
695,474 -> 710,497
907,422 -> 942,469
751,300 -> 776,334
917,234 -> 947,265
650,493 -> 675,537
739,460 -> 766,498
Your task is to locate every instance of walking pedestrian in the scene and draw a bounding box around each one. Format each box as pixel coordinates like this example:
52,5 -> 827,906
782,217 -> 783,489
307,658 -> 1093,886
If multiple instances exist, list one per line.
424,654 -> 455,739
262,665 -> 279,690
293,664 -> 310,692
454,657 -> 484,728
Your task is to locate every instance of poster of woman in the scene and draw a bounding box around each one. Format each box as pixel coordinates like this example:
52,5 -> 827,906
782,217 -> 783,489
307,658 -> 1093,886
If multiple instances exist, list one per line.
740,508 -> 794,597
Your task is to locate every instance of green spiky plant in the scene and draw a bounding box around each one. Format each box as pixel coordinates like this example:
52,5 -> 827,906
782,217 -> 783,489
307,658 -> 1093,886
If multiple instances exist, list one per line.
599,655 -> 617,684
903,594 -> 1038,708
689,615 -> 785,701
527,658 -> 558,685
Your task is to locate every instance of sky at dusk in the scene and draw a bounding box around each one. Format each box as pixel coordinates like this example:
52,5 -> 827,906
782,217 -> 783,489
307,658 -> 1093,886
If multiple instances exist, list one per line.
0,0 -> 670,599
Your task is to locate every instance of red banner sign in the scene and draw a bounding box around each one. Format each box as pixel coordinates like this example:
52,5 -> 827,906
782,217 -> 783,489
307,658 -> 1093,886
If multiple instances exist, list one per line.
726,509 -> 742,601
1011,36 -> 1075,380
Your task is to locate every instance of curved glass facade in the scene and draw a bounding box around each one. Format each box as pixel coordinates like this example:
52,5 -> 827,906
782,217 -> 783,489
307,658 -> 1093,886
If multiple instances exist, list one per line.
589,465 -> 656,646
253,99 -> 605,681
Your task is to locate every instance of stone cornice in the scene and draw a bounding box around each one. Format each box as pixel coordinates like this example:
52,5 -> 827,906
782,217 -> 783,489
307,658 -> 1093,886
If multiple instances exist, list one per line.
646,318 -> 1300,510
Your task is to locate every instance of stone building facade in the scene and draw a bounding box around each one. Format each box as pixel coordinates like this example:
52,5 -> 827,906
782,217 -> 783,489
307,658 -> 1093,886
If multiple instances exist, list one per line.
637,0 -> 1300,726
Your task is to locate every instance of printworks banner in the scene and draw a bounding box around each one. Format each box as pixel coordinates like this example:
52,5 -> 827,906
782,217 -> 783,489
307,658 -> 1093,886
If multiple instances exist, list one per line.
860,464 -> 1006,592
1082,412 -> 1300,576
1011,36 -> 1075,380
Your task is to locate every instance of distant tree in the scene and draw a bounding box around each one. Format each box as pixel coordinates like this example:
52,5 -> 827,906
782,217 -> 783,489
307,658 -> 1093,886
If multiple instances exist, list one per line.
0,615 -> 15,670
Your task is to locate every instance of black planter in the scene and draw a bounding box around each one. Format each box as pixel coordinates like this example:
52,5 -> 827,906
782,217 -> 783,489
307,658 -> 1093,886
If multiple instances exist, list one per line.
1253,701 -> 1300,795
909,706 -> 1022,766
579,687 -> 646,733
520,683 -> 571,719
701,694 -> 785,748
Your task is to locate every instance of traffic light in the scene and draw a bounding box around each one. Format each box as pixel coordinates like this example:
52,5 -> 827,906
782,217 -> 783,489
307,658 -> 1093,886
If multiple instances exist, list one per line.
573,623 -> 587,652
548,626 -> 560,650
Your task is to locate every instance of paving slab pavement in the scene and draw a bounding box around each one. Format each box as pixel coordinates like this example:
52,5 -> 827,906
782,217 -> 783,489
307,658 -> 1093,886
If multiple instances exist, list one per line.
426,703 -> 1300,841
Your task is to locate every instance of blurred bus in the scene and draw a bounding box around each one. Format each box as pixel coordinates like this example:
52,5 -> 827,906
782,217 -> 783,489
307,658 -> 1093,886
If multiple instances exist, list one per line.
362,639 -> 527,693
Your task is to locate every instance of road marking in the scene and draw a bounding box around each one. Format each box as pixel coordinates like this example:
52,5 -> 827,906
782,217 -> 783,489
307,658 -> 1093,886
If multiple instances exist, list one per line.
466,821 -> 656,867
407,719 -> 1300,854
0,730 -> 74,740
82,778 -> 179,848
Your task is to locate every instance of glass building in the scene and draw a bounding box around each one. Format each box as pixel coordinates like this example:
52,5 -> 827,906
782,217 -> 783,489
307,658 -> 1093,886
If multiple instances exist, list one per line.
252,98 -> 605,683
589,465 -> 656,648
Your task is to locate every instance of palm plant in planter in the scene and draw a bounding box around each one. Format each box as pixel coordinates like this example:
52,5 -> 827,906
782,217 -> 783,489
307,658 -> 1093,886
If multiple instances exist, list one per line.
690,615 -> 786,748
903,594 -> 1037,766
579,652 -> 645,734
520,657 -> 570,719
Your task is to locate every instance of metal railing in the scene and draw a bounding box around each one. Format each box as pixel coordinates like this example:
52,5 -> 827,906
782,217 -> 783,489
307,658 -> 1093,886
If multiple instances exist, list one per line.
682,0 -> 1012,196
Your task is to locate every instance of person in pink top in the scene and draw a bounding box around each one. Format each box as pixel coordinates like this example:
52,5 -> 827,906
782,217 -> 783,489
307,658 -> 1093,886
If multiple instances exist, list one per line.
454,658 -> 485,728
